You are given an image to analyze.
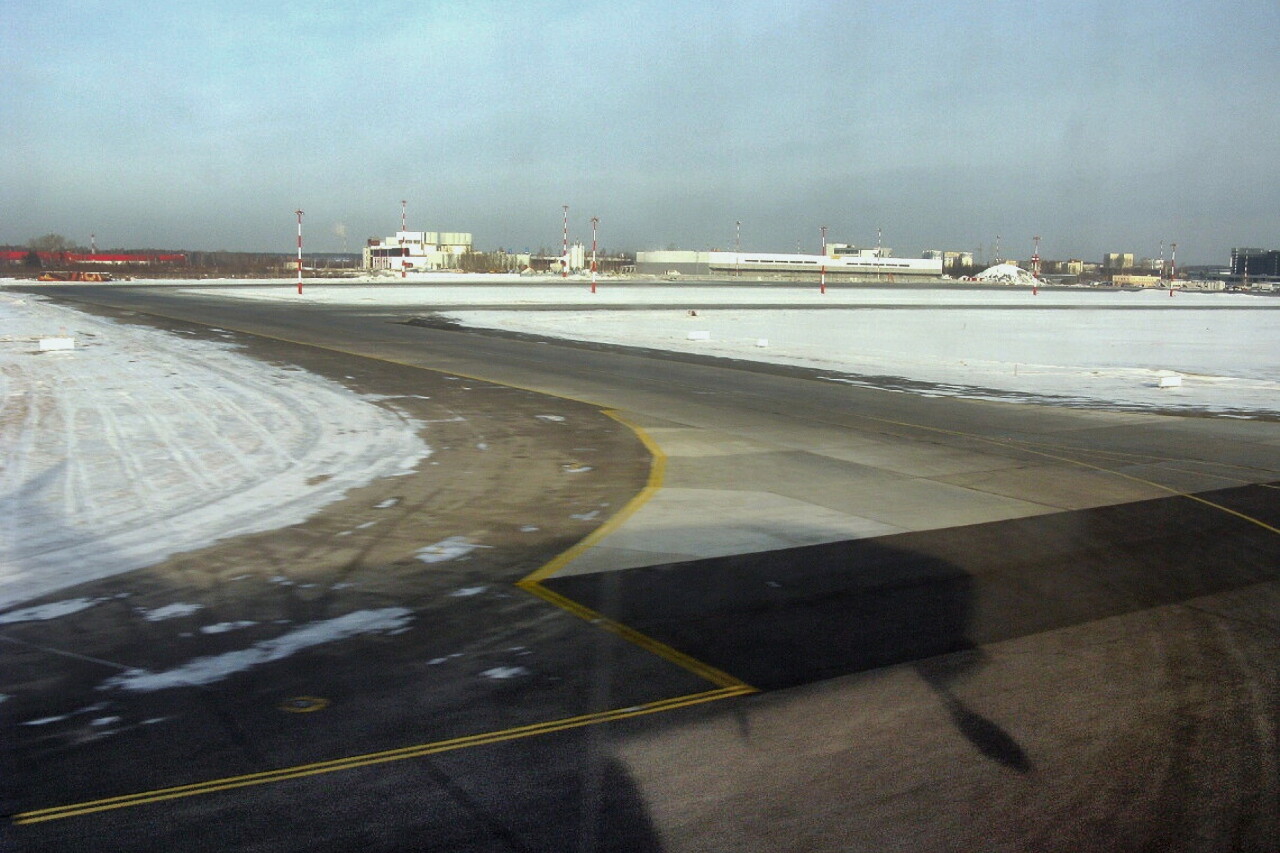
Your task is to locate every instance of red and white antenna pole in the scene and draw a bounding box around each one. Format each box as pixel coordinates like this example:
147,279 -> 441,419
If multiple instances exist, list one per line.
1170,242 -> 1177,296
561,204 -> 569,278
90,233 -> 97,256
1031,235 -> 1041,295
400,199 -> 408,278
590,216 -> 599,294
820,225 -> 828,294
295,209 -> 305,294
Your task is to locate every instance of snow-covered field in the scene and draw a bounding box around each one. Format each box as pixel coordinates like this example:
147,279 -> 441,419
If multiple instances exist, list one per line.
0,290 -> 430,609
186,280 -> 1280,418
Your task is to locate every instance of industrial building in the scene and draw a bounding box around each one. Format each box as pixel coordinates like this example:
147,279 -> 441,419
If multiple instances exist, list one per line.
363,230 -> 473,272
1,250 -> 186,267
634,248 -> 943,279
921,249 -> 975,272
1231,247 -> 1280,279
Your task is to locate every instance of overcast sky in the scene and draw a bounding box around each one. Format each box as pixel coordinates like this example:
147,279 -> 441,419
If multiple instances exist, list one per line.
3,0 -> 1277,265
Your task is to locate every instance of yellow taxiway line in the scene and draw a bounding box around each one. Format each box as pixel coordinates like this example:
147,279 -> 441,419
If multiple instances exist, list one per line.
13,686 -> 753,825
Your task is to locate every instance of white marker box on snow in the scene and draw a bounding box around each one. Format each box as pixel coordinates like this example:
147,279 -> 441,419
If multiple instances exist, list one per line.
1158,375 -> 1183,388
38,337 -> 75,351
687,330 -> 711,341
756,338 -> 769,347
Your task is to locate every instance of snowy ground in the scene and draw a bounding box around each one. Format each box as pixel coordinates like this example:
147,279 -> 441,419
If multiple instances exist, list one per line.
0,290 -> 430,609
179,280 -> 1280,418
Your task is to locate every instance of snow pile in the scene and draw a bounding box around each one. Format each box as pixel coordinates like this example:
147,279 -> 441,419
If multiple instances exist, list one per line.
0,292 -> 431,608
975,263 -> 1038,284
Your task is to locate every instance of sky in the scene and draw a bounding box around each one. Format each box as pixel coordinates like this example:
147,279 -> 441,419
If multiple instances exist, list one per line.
2,0 -> 1278,265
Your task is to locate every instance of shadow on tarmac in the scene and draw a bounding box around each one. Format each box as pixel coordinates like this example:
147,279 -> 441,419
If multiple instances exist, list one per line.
544,482 -> 1280,773
544,532 -> 1035,770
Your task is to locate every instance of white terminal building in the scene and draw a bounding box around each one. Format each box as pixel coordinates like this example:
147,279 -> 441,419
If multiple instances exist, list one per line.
634,244 -> 943,278
363,230 -> 473,272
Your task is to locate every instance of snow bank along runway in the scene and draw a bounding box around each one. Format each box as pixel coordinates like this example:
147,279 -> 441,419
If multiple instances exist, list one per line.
0,291 -> 429,607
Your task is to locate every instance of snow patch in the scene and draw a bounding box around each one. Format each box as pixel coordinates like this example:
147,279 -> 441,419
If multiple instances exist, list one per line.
0,597 -> 103,624
98,607 -> 413,692
415,537 -> 489,563
141,603 -> 204,622
200,621 -> 258,635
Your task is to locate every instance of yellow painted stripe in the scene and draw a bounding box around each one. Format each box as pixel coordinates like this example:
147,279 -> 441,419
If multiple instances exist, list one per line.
516,408 -> 753,690
14,686 -> 753,825
517,579 -> 754,691
520,410 -> 666,584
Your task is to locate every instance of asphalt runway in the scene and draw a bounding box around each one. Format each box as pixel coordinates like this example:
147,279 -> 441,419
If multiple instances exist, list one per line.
4,283 -> 1279,852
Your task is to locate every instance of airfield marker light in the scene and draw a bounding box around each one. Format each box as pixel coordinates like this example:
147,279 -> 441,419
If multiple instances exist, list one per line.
295,209 -> 305,294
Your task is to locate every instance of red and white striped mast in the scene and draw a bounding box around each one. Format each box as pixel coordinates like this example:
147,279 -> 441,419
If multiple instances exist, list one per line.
561,204 -> 569,278
1169,242 -> 1177,296
295,209 -> 305,294
735,220 -> 741,277
590,216 -> 599,293
1031,235 -> 1041,295
819,225 -> 828,294
400,199 -> 408,278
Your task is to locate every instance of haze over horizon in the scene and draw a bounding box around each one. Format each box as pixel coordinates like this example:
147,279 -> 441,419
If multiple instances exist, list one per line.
3,0 -> 1278,266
